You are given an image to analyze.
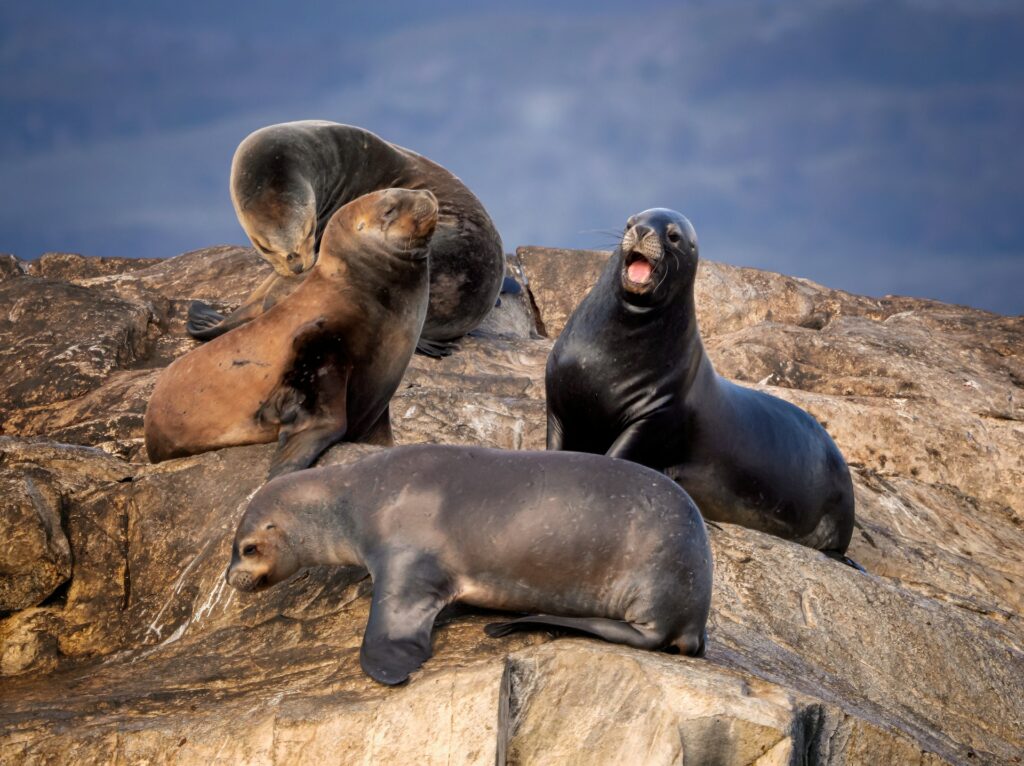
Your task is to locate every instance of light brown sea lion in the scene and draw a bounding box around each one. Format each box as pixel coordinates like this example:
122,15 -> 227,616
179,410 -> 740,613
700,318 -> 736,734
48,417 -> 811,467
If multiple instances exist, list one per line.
145,187 -> 437,478
187,120 -> 505,357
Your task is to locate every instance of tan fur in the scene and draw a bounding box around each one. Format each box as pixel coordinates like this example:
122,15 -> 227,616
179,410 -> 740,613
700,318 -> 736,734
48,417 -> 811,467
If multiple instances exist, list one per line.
145,189 -> 436,465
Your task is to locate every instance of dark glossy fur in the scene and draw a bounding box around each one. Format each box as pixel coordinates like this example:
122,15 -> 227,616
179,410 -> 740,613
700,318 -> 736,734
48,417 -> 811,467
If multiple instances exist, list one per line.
546,208 -> 855,554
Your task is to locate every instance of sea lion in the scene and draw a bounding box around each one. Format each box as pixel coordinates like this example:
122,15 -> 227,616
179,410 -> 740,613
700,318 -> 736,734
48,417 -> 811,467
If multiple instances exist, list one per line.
145,187 -> 437,478
187,120 -> 506,357
545,208 -> 856,558
225,444 -> 713,685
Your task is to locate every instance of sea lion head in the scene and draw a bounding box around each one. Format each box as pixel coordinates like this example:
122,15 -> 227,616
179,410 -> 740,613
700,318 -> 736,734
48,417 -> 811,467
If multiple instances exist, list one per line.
617,208 -> 699,304
321,188 -> 439,264
226,489 -> 306,593
236,179 -> 318,278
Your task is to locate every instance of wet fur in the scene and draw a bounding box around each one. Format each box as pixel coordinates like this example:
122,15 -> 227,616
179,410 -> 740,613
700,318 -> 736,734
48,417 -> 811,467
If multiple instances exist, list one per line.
546,208 -> 856,555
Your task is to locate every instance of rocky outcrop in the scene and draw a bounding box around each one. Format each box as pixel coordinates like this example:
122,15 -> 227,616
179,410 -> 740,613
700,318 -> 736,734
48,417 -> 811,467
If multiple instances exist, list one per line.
0,245 -> 1021,764
28,252 -> 162,281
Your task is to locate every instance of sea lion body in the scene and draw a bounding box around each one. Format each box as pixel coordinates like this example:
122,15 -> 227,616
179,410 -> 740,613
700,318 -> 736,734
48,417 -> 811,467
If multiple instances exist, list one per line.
226,445 -> 713,685
146,188 -> 437,477
189,121 -> 505,356
546,208 -> 855,554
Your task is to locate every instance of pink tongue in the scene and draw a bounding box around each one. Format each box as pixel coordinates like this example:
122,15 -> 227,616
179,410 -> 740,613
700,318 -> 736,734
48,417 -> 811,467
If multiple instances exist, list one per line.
628,259 -> 652,283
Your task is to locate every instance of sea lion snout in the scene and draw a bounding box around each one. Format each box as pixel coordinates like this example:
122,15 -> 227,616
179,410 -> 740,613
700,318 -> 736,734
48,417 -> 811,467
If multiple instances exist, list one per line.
621,225 -> 663,291
387,188 -> 439,239
225,519 -> 300,593
286,252 -> 305,275
375,188 -> 439,250
225,566 -> 265,592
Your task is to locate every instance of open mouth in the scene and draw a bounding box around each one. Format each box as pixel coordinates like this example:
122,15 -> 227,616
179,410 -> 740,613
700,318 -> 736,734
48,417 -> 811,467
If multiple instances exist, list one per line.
623,250 -> 656,288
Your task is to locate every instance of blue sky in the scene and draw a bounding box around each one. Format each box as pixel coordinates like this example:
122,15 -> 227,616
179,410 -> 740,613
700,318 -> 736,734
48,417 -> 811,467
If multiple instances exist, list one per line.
2,1 -> 1022,314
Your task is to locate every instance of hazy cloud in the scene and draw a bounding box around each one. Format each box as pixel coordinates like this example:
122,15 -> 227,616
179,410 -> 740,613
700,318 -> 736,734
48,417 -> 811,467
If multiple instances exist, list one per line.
0,0 -> 1021,313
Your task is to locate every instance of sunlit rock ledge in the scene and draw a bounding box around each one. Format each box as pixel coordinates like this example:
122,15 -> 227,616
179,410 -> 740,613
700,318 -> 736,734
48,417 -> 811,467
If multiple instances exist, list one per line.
1,245 -> 1021,764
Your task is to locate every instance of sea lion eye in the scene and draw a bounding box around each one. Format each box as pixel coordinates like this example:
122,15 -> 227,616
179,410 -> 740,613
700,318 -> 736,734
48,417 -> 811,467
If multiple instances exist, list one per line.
667,230 -> 681,244
242,544 -> 258,556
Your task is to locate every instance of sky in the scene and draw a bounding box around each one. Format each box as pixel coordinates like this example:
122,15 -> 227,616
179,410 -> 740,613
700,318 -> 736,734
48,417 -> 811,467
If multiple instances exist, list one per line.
1,1 -> 1022,314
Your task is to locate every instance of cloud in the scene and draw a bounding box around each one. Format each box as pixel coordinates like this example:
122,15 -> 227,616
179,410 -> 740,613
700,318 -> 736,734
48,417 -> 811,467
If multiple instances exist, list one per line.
0,1 -> 1021,313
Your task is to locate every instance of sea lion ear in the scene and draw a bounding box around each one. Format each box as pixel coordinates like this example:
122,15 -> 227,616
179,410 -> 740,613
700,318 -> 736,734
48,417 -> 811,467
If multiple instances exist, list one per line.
264,523 -> 276,530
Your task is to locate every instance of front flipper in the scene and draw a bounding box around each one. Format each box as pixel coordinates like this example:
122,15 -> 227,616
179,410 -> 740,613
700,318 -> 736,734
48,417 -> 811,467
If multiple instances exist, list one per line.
261,319 -> 351,478
359,405 -> 395,447
360,554 -> 454,685
606,416 -> 665,465
823,551 -> 867,572
546,410 -> 565,451
415,336 -> 460,358
484,614 -> 668,651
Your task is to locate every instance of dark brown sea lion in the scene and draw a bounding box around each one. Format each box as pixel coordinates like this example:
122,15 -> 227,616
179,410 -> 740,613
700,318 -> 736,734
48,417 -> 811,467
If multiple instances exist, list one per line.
145,187 -> 437,478
545,208 -> 857,560
225,444 -> 713,685
187,120 -> 505,357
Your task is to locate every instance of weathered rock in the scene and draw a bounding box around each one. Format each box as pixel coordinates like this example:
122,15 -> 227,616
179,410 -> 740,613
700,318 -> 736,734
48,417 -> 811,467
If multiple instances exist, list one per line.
3,370 -> 159,459
0,244 -> 1022,765
0,278 -> 160,419
0,254 -> 27,281
0,438 -> 134,669
0,471 -> 69,613
515,246 -> 609,338
27,252 -> 162,281
501,641 -> 953,765
79,244 -> 271,305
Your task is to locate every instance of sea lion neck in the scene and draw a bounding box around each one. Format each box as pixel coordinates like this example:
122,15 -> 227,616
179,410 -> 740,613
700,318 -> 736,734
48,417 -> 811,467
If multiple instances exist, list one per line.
268,494 -> 363,570
613,261 -> 699,337
313,124 -> 415,219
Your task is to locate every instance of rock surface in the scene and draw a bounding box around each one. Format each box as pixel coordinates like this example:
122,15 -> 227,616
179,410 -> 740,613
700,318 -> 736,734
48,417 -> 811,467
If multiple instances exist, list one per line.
0,245 -> 1021,765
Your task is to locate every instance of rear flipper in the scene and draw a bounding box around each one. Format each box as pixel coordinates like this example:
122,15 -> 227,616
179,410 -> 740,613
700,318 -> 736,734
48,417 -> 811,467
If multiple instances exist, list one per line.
416,336 -> 460,358
186,301 -> 228,340
823,550 -> 866,572
500,275 -> 522,295
360,556 -> 453,685
484,614 -> 670,651
187,273 -> 286,341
